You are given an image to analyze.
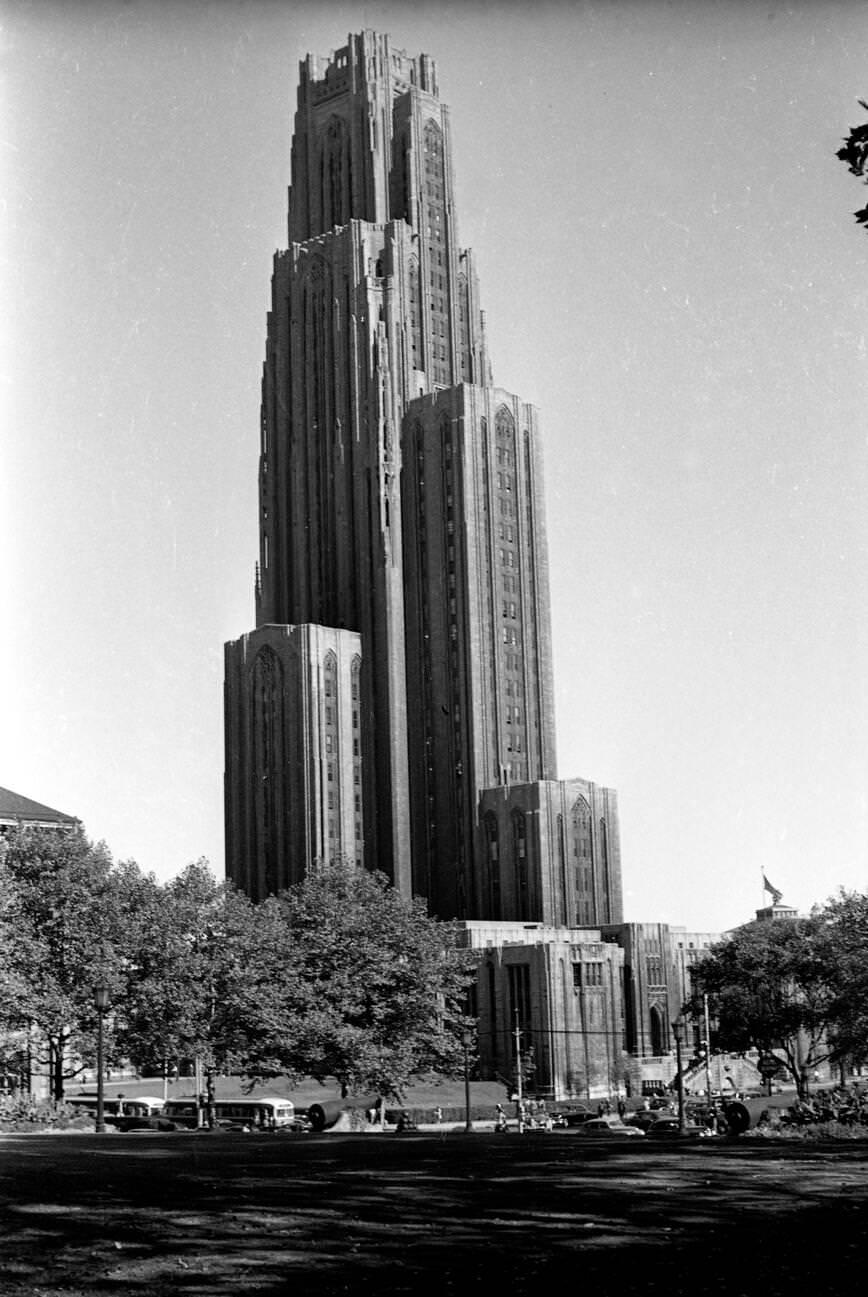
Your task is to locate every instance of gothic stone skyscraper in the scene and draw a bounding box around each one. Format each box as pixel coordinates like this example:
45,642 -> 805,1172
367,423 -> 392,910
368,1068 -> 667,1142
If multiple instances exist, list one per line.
224,32 -> 622,971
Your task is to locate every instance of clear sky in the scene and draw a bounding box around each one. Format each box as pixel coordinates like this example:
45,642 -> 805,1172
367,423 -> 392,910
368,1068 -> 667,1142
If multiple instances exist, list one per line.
3,0 -> 867,932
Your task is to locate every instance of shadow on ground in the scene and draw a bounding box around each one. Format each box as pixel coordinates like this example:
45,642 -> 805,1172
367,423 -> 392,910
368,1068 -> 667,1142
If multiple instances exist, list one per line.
2,1133 -> 867,1295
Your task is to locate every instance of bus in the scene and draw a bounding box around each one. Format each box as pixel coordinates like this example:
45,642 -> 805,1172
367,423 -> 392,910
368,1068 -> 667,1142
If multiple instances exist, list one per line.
65,1095 -> 168,1130
161,1096 -> 298,1131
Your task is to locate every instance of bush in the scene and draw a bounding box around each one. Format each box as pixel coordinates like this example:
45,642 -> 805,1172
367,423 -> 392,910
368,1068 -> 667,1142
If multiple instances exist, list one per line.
0,1096 -> 92,1132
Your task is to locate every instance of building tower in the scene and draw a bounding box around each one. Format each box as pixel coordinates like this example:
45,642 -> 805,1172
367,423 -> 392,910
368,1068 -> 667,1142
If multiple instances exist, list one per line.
224,31 -> 623,969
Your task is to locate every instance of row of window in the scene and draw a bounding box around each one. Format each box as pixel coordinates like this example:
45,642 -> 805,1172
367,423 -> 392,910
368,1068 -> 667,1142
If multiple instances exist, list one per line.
572,961 -> 604,988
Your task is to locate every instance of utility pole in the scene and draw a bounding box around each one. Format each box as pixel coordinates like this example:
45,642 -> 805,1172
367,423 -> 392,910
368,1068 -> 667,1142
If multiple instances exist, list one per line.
94,985 -> 110,1135
462,1032 -> 473,1133
703,993 -> 715,1132
514,1010 -> 524,1134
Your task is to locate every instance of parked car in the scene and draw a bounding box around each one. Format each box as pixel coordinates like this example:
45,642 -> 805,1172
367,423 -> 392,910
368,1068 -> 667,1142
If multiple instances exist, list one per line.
623,1110 -> 663,1132
557,1105 -> 595,1127
572,1117 -> 645,1138
644,1116 -> 712,1139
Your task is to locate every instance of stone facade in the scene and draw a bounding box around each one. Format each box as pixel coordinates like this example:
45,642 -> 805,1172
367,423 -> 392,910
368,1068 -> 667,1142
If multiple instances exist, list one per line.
477,779 -> 622,927
462,922 -> 625,1100
224,624 -> 363,900
401,386 -> 557,916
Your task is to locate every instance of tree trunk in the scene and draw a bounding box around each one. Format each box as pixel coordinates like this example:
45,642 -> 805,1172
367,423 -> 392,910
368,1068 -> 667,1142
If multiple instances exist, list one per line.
51,1035 -> 65,1101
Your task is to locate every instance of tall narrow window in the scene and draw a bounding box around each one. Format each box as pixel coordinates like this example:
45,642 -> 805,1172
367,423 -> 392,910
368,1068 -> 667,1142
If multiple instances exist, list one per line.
512,810 -> 530,920
351,655 -> 363,865
323,652 -> 339,858
484,812 -> 501,919
252,647 -> 284,894
572,795 -> 593,925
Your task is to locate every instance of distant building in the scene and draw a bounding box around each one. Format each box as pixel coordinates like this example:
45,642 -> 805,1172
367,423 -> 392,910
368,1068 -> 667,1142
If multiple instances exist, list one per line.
0,787 -> 78,836
754,900 -> 800,922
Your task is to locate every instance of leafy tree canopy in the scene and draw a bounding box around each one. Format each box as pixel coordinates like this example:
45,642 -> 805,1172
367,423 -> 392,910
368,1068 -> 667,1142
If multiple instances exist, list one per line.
0,828 -> 126,1096
196,859 -> 474,1098
836,99 -> 868,228
688,909 -> 855,1097
2,836 -> 477,1103
817,890 -> 868,1066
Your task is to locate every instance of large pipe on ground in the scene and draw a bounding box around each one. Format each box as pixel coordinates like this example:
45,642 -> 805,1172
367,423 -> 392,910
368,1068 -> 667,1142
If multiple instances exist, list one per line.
720,1095 -> 794,1135
306,1095 -> 379,1131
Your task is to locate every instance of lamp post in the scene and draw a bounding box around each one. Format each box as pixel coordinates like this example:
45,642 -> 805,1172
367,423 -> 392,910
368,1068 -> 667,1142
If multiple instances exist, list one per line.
94,985 -> 110,1134
462,1031 -> 473,1133
671,1018 -> 686,1134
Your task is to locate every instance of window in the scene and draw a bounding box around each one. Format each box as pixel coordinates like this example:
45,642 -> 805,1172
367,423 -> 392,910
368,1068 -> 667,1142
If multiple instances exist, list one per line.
508,963 -> 531,1032
484,812 -> 501,918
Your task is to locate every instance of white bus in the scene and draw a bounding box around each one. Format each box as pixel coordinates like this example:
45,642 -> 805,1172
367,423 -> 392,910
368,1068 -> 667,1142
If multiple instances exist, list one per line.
162,1096 -> 297,1131
66,1095 -> 165,1118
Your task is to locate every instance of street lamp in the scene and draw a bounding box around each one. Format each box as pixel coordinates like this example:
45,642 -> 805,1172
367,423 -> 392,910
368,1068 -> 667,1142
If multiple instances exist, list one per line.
462,1031 -> 473,1133
94,984 -> 110,1134
671,1018 -> 686,1134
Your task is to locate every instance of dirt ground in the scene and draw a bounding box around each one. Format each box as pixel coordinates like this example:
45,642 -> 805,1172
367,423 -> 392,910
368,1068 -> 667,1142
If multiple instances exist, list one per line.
1,1130 -> 866,1296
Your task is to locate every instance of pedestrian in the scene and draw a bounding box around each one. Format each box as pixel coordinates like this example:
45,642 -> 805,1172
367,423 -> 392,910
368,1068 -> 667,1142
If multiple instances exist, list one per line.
494,1103 -> 508,1133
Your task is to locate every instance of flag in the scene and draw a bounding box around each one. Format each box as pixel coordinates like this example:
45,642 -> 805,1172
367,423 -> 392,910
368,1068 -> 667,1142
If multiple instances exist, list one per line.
762,874 -> 783,904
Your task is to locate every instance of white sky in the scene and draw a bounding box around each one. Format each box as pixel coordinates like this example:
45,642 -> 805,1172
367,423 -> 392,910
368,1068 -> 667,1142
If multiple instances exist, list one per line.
3,0 -> 867,932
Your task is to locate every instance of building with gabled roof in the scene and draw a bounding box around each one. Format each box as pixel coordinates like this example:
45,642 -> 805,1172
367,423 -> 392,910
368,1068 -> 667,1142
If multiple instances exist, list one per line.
0,787 -> 79,835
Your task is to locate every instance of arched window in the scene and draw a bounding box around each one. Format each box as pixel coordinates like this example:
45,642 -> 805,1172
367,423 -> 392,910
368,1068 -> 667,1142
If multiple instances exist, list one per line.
252,648 -> 284,894
571,796 -> 593,925
323,651 -> 339,859
350,654 -> 362,864
495,405 -> 514,441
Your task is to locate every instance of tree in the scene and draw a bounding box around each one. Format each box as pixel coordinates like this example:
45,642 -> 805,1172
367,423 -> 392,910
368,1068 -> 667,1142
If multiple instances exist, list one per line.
2,837 -> 477,1103
0,829 -> 124,1098
113,860 -> 275,1092
817,890 -> 868,1069
836,100 -> 868,229
688,916 -> 839,1098
232,859 -> 478,1098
